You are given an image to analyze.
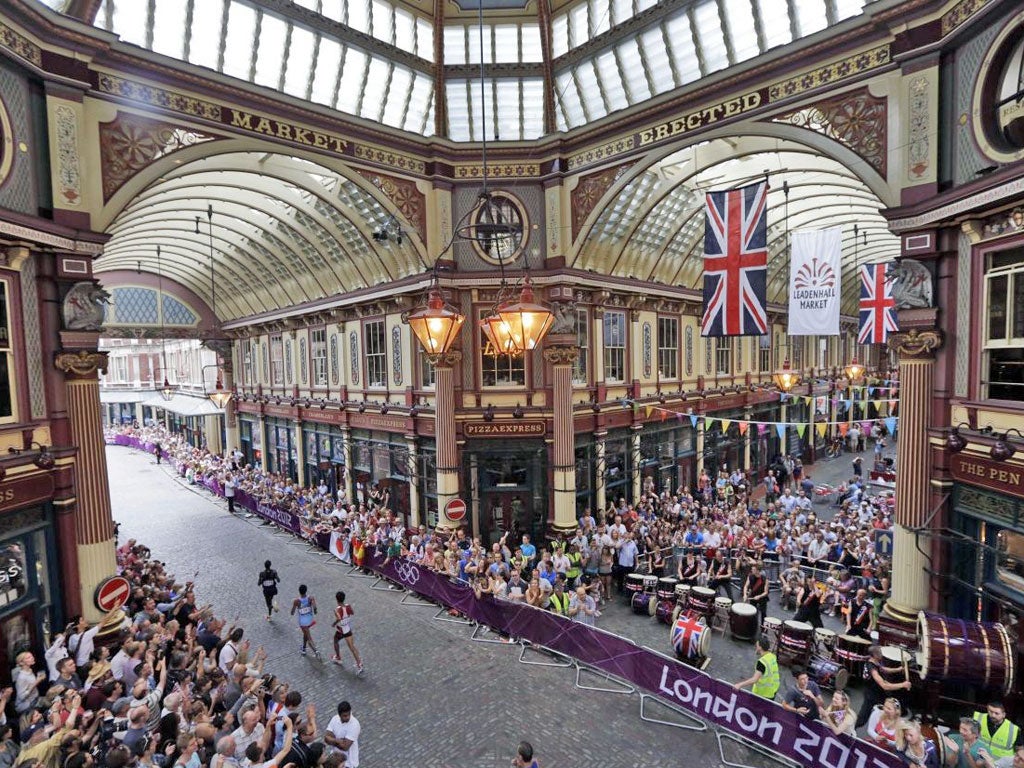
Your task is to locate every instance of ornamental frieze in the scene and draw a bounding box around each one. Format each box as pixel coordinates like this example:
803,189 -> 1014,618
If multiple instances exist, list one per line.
0,19 -> 42,67
941,0 -> 993,36
889,328 -> 942,359
571,161 -> 636,243
355,169 -> 426,242
99,112 -> 221,201
770,87 -> 887,176
454,163 -> 541,179
768,45 -> 891,103
55,350 -> 109,377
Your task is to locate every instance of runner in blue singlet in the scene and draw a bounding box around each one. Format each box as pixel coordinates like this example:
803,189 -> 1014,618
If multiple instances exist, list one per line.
290,583 -> 321,659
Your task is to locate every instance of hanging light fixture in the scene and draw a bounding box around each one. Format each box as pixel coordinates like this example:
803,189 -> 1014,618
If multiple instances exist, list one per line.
155,245 -> 177,402
208,377 -> 233,409
844,357 -> 865,381
946,424 -> 969,454
198,205 -> 234,409
772,359 -> 799,392
405,284 -> 465,356
495,275 -> 555,353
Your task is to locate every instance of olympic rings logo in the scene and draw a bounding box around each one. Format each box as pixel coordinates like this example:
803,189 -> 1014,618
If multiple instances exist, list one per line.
394,560 -> 420,585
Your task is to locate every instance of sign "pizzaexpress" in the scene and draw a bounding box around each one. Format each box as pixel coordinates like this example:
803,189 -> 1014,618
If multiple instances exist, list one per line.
464,420 -> 545,437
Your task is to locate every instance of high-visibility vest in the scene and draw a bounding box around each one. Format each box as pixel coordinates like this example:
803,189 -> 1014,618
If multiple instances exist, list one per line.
752,652 -> 780,699
974,712 -> 1020,759
566,552 -> 582,580
550,592 -> 571,615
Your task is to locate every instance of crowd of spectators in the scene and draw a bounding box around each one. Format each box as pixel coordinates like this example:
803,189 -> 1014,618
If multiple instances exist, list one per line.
2,532 -> 361,768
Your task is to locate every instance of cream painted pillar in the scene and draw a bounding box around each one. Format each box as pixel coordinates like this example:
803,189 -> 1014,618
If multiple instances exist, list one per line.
55,347 -> 117,623
544,342 -> 579,532
595,432 -> 607,514
222,366 -> 239,454
293,419 -> 305,486
743,407 -> 753,469
696,418 -> 705,476
340,425 -> 353,503
406,435 -> 420,528
432,351 -> 462,530
883,329 -> 942,625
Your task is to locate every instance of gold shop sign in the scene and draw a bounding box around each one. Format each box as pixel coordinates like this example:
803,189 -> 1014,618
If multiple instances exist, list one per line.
636,91 -> 765,147
952,454 -> 1024,500
228,109 -> 348,153
464,420 -> 545,437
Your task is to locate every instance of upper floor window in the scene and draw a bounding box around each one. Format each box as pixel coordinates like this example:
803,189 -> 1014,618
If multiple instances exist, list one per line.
658,317 -> 679,379
311,329 -> 328,387
573,307 -> 589,385
0,283 -> 13,422
365,320 -> 387,387
270,335 -> 284,386
759,335 -> 771,373
985,249 -> 1024,400
480,310 -> 525,387
243,339 -> 258,385
715,337 -> 732,376
418,344 -> 435,389
603,310 -> 626,382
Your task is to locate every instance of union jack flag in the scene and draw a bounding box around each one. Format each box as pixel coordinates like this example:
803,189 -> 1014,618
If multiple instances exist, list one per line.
701,181 -> 769,337
857,263 -> 898,344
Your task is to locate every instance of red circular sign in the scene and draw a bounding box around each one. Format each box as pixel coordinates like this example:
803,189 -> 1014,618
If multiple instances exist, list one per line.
444,498 -> 467,522
94,576 -> 131,613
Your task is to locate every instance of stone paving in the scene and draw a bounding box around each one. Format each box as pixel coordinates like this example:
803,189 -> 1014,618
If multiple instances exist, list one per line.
108,443 -> 883,768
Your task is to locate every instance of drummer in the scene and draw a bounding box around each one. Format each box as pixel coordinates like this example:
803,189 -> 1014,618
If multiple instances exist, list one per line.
742,562 -> 770,624
855,645 -> 912,729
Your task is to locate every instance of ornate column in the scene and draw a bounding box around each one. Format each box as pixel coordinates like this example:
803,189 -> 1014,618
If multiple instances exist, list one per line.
222,364 -> 238,454
340,425 -> 353,503
432,351 -> 462,530
55,347 -> 117,623
595,432 -> 607,513
543,342 -> 579,533
293,418 -> 306,486
696,418 -> 705,476
405,435 -> 420,528
630,424 -> 643,502
883,327 -> 943,625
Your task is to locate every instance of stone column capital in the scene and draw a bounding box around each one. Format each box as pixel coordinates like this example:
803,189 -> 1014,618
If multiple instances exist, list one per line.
55,349 -> 108,378
890,328 -> 943,360
426,350 -> 462,368
542,346 -> 580,365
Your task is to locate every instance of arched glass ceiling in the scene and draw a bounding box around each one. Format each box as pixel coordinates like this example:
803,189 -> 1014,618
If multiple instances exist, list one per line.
95,152 -> 424,321
34,0 -> 870,142
578,136 -> 899,315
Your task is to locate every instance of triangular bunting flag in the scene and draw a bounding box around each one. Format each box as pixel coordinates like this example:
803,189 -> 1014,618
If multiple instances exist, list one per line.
861,421 -> 873,432
721,419 -> 731,432
868,387 -> 875,396
885,416 -> 898,436
816,422 -> 827,438
839,423 -> 849,436
796,423 -> 807,438
758,423 -> 768,436
887,400 -> 896,410
775,423 -> 786,440
705,417 -> 713,429
738,422 -> 748,435
690,415 -> 698,428
660,410 -> 668,421
645,405 -> 653,418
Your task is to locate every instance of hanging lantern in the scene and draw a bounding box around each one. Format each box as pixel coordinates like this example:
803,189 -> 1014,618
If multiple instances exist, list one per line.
208,377 -> 233,409
844,357 -> 865,382
495,276 -> 555,353
480,301 -> 519,355
159,377 -> 177,402
772,359 -> 799,392
405,288 -> 465,356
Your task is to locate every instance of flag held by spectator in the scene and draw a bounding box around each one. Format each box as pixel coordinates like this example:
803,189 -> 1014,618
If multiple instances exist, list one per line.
788,227 -> 842,336
701,181 -> 768,337
329,530 -> 349,563
857,263 -> 898,343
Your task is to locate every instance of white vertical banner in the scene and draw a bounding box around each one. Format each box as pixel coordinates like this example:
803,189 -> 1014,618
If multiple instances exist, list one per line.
787,226 -> 842,336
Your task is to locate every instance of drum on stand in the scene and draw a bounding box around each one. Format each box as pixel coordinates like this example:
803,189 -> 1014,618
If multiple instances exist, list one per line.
808,656 -> 849,690
658,576 -> 679,601
835,634 -> 872,681
675,583 -> 691,610
761,616 -> 782,651
779,620 -> 814,666
714,596 -> 733,625
626,573 -> 645,597
642,574 -> 659,594
656,599 -> 677,625
814,628 -> 838,660
878,613 -> 919,651
729,603 -> 758,641
918,612 -> 1015,695
689,586 -> 716,618
671,613 -> 711,663
632,592 -> 657,616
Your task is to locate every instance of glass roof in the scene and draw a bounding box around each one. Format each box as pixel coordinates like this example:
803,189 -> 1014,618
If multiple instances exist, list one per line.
54,0 -> 871,142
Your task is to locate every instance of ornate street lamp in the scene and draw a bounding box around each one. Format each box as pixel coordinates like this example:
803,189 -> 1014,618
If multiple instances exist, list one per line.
494,275 -> 555,353
208,377 -> 233,409
844,357 -> 865,381
772,359 -> 799,392
405,286 -> 466,356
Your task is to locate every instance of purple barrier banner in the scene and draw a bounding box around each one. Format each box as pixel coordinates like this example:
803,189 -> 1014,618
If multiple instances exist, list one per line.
368,553 -> 904,768
107,440 -> 902,768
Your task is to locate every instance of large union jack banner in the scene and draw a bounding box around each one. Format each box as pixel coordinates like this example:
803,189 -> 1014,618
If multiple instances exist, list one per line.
857,263 -> 898,344
701,181 -> 769,337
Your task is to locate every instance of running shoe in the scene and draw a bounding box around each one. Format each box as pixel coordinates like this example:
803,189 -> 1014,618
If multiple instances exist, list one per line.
331,655 -> 343,666
313,650 -> 323,661
300,648 -> 307,656
356,664 -> 364,676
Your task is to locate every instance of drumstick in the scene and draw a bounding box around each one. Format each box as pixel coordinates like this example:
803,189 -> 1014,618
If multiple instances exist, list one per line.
901,649 -> 910,685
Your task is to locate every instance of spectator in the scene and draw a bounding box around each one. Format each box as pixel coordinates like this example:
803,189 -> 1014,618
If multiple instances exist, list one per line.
324,701 -> 359,767
782,669 -> 824,721
512,741 -> 539,768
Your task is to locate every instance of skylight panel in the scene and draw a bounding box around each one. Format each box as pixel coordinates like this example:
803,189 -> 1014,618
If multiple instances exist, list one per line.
834,0 -> 865,20
222,2 -> 257,80
151,0 -> 187,59
794,0 -> 828,35
348,0 -> 371,37
187,0 -> 224,71
112,0 -> 149,48
757,0 -> 793,48
310,37 -> 342,105
372,0 -> 394,44
395,9 -> 416,54
495,80 -> 520,139
589,0 -> 611,37
693,1 -> 729,71
520,23 -> 542,62
405,74 -> 433,133
466,25 -> 493,65
723,0 -> 761,62
254,14 -> 288,88
575,62 -> 605,121
639,27 -> 673,94
555,70 -> 585,129
337,48 -> 369,113
617,38 -> 652,102
382,66 -> 413,127
551,14 -> 569,58
416,18 -> 434,60
283,25 -> 317,97
664,14 -> 701,85
568,4 -> 589,48
494,25 -> 518,64
521,78 -> 543,138
361,58 -> 391,121
444,25 -> 467,65
595,50 -> 628,113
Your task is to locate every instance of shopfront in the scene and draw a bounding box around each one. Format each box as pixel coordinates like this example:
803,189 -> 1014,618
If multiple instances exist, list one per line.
0,477 -> 62,681
302,420 -> 346,499
265,416 -> 298,481
749,402 -> 783,476
638,421 -> 696,495
947,454 -> 1024,624
703,409 -> 744,477
603,429 -> 635,508
349,428 -> 410,518
238,415 -> 262,468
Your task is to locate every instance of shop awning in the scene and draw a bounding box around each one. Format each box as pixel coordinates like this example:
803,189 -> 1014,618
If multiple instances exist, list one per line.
100,390 -> 146,404
141,393 -> 224,418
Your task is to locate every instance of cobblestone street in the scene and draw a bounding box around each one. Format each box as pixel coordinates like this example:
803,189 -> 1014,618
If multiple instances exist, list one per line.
109,444 -> 878,768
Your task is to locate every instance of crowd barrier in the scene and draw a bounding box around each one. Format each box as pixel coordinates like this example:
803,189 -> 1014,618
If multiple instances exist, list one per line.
109,435 -> 903,768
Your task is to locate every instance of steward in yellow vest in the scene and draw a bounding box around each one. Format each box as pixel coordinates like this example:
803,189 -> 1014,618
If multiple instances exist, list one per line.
734,636 -> 780,700
974,703 -> 1022,759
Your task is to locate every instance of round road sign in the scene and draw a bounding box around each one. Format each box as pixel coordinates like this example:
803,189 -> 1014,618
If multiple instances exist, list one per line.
94,575 -> 131,613
445,498 -> 467,522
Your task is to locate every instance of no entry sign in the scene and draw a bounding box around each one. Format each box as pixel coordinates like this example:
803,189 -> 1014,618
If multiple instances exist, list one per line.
94,575 -> 131,612
445,498 -> 467,522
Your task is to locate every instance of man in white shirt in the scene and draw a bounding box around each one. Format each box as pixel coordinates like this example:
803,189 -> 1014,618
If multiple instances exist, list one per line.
325,700 -> 360,767
231,709 -> 265,759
